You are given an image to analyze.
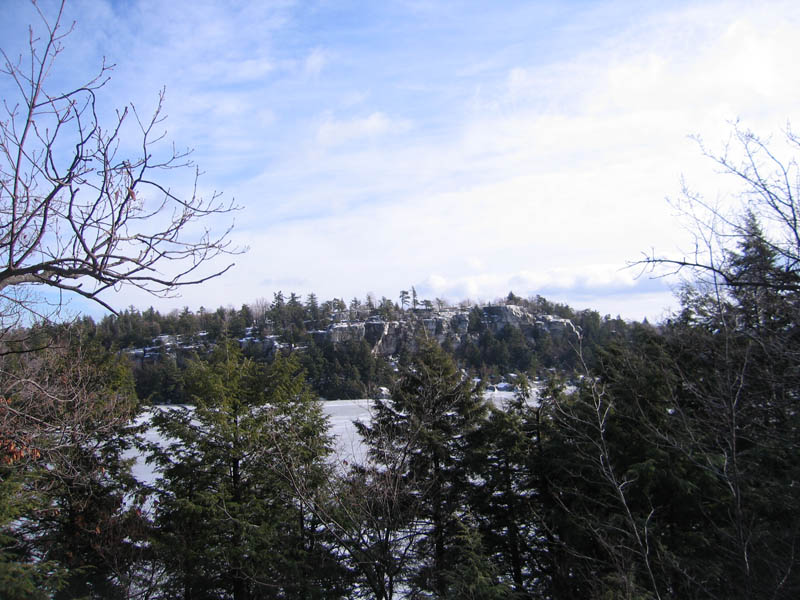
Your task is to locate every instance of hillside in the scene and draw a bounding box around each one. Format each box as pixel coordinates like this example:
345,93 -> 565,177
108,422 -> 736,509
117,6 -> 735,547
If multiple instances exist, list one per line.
84,292 -> 634,402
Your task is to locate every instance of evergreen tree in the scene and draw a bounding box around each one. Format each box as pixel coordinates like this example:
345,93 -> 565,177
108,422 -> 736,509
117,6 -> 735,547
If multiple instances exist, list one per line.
540,301 -> 800,598
147,343 -> 348,599
135,354 -> 186,405
270,291 -> 288,334
306,293 -> 322,329
349,297 -> 362,320
399,290 -> 410,311
467,306 -> 485,333
378,297 -> 397,320
356,340 -> 490,596
468,383 -> 546,596
177,306 -> 199,337
441,518 -> 512,600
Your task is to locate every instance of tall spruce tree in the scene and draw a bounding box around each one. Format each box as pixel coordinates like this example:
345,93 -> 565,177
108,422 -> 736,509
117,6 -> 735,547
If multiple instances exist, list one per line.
440,517 -> 513,600
537,213 -> 800,598
467,382 -> 547,597
147,343 -> 348,599
356,340 -> 490,597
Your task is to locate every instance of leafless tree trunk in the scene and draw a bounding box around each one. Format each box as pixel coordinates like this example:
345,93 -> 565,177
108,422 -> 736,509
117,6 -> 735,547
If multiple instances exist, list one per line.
0,4 -> 243,595
277,410 -> 427,600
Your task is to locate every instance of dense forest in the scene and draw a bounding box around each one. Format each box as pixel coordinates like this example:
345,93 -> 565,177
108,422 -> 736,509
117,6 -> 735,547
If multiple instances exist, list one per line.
3,242 -> 799,598
4,209 -> 800,598
2,3 -> 799,598
69,291 -> 630,403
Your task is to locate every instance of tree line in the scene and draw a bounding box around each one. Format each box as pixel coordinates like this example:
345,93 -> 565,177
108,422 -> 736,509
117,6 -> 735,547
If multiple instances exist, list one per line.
65,289 -> 629,404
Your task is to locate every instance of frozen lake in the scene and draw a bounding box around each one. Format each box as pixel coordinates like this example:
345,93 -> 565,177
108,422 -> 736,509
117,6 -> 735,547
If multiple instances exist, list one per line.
132,399 -> 375,484
132,391 -> 522,484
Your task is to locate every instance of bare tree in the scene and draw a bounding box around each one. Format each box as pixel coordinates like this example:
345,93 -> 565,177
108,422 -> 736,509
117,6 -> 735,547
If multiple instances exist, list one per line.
0,0 -> 241,319
636,122 -> 800,293
250,297 -> 271,332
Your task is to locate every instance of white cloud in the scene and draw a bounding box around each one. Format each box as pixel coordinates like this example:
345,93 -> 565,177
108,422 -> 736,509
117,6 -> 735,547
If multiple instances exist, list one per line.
11,0 -> 800,322
316,112 -> 411,147
205,58 -> 274,84
417,264 -> 657,300
304,48 -> 330,76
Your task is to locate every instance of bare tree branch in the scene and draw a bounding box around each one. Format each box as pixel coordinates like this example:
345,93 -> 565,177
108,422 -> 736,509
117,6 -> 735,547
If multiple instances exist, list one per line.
632,121 -> 800,296
1,0 -> 243,320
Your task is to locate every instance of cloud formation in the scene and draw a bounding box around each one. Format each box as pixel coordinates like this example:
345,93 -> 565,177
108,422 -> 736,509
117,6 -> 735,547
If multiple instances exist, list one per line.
317,112 -> 410,147
2,0 -> 799,322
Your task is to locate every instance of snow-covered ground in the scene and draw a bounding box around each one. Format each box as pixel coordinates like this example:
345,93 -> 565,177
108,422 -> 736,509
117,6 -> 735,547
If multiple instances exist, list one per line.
130,390 -> 534,486
130,399 -> 374,485
322,399 -> 372,466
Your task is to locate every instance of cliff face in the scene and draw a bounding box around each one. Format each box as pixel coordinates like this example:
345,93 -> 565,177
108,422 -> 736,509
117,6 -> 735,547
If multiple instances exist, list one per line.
312,305 -> 572,357
311,319 -> 410,355
364,320 -> 404,356
483,304 -> 537,337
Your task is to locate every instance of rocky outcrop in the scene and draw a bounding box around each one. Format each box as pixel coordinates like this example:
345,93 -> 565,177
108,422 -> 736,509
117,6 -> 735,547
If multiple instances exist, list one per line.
450,312 -> 469,334
310,319 -> 407,356
534,314 -> 575,338
310,304 -> 574,356
483,304 -> 538,338
132,304 -> 578,364
327,322 -> 365,343
364,319 -> 404,356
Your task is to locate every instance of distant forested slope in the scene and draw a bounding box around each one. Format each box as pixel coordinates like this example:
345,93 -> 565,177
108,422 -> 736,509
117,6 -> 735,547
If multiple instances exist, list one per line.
76,291 -> 635,402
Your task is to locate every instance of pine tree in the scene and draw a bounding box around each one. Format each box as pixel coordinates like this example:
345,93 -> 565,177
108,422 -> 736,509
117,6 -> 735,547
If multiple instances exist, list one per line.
399,290 -> 410,311
147,343 -> 347,599
441,518 -> 512,600
467,382 -> 546,596
356,340 -> 490,596
306,293 -> 321,329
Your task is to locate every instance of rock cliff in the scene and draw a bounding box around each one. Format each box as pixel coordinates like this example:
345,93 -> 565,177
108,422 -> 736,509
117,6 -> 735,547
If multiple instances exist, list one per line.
311,304 -> 573,357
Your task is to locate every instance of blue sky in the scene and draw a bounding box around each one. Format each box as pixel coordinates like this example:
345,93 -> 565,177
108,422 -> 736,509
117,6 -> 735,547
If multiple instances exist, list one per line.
3,0 -> 800,321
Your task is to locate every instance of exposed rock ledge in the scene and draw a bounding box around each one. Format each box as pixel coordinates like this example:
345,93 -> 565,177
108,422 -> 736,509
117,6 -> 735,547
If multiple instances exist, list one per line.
311,305 -> 573,357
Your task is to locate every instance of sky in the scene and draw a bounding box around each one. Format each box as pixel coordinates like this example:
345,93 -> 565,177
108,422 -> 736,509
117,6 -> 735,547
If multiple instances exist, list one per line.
3,0 -> 800,322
